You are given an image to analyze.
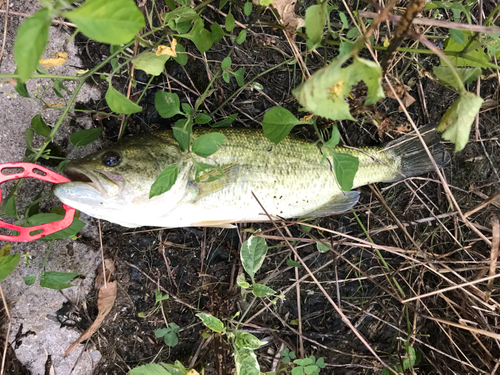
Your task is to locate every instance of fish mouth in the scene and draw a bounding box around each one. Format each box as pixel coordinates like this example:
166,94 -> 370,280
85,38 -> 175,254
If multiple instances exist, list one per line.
63,165 -> 123,197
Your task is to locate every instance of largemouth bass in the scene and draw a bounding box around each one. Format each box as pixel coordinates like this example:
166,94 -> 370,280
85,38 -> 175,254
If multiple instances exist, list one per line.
53,126 -> 449,228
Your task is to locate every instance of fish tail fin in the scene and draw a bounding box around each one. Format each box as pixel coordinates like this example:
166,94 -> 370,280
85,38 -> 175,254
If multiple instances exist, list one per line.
384,124 -> 450,182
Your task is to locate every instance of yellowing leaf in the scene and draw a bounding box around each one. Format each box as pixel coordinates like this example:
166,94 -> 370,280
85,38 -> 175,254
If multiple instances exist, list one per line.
75,69 -> 89,75
187,370 -> 200,375
156,39 -> 178,57
259,0 -> 273,5
39,52 -> 68,69
0,244 -> 11,257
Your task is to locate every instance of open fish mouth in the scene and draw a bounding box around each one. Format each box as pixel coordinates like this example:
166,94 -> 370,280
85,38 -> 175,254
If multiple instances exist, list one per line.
63,165 -> 123,197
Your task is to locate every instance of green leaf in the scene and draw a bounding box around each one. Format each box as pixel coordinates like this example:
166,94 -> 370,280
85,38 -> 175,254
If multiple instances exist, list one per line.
106,85 -> 142,114
155,290 -> 170,303
225,12 -> 235,32
163,330 -> 179,347
26,213 -> 86,241
155,91 -> 182,118
181,103 -> 193,115
449,29 -> 465,45
52,79 -> 69,98
233,67 -> 245,87
70,127 -> 102,147
443,31 -> 489,68
293,56 -> 384,121
403,345 -> 417,370
316,241 -> 330,253
173,119 -> 193,150
436,92 -> 484,152
40,271 -> 78,289
332,152 -> 359,191
252,283 -> 275,297
130,363 -> 172,375
221,56 -> 232,69
286,259 -> 301,267
194,162 -> 223,182
222,71 -> 231,83
196,313 -> 225,333
133,52 -> 170,76
23,275 -> 37,286
324,125 -> 340,147
236,30 -> 247,44
192,133 -> 227,157
338,11 -> 348,30
236,273 -> 250,289
219,0 -> 229,9
150,165 -> 179,198
240,235 -> 268,283
234,347 -> 260,375
346,27 -> 359,39
14,8 -> 51,83
210,22 -> 225,43
305,4 -> 325,45
211,114 -> 238,128
161,360 -> 189,375
262,106 -> 308,144
338,39 -> 355,58
433,66 -> 481,89
5,196 -> 17,218
0,254 -> 20,281
15,80 -> 30,98
164,0 -> 176,10
26,128 -> 34,151
179,19 -> 213,54
163,6 -> 199,32
173,43 -> 188,66
195,113 -> 212,125
424,1 -> 471,23
63,0 -> 145,44
235,331 -> 265,350
244,2 -> 253,16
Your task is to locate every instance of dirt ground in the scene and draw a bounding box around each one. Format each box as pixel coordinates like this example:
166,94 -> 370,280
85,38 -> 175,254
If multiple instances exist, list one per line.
1,0 -> 500,374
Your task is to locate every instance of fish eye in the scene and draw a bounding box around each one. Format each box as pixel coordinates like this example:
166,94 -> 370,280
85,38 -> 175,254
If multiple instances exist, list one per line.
101,151 -> 121,167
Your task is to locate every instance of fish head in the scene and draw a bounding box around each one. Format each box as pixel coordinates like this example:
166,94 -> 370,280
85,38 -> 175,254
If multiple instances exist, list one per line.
53,133 -> 186,226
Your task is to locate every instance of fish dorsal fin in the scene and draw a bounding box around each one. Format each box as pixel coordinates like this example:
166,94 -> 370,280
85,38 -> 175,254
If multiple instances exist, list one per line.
193,164 -> 240,202
302,191 -> 360,218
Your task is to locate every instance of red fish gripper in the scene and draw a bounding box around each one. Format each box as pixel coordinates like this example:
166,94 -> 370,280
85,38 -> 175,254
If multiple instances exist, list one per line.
0,162 -> 75,242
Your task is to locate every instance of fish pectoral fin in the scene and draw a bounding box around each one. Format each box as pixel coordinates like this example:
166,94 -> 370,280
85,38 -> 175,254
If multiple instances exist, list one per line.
302,191 -> 360,218
191,220 -> 237,228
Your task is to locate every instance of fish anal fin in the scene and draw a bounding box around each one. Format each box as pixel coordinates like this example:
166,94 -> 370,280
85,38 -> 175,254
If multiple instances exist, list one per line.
191,220 -> 237,228
302,191 -> 360,218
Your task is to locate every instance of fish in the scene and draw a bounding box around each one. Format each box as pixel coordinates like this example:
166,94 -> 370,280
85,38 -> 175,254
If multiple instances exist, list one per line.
53,125 -> 450,228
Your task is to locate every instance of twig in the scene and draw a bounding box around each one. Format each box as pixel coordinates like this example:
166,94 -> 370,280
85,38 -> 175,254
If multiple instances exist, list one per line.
98,219 -> 107,288
0,0 -> 9,67
487,217 -> 500,293
359,11 -> 500,34
0,284 -> 10,375
402,273 -> 500,303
